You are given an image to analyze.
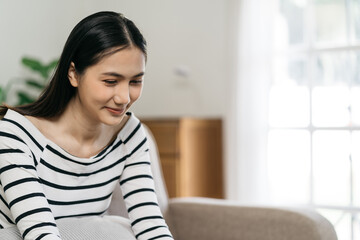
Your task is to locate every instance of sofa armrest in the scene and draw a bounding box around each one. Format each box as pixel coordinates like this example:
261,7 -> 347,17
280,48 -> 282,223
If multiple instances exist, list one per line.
168,197 -> 337,240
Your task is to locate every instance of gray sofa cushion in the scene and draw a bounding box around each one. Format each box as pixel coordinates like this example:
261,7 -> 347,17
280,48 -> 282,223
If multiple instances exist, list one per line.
0,216 -> 136,240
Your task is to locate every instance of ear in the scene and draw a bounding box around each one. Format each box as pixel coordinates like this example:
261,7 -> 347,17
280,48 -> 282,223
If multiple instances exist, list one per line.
68,62 -> 79,87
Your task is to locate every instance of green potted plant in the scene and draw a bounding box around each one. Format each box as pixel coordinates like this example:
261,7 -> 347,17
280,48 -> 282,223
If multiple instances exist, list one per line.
16,57 -> 58,105
2,57 -> 58,105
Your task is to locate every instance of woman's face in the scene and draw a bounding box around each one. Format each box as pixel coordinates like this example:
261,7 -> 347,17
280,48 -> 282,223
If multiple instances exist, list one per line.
69,46 -> 145,126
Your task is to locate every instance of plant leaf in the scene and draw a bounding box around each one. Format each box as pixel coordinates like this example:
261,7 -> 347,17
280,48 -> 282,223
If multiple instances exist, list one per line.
0,87 -> 5,103
17,92 -> 35,105
22,57 -> 44,72
21,57 -> 48,79
44,59 -> 58,81
46,59 -> 58,71
25,79 -> 46,90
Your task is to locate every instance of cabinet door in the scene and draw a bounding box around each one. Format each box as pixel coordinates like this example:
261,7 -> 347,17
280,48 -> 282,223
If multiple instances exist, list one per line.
180,119 -> 223,198
142,118 -> 223,199
160,156 -> 179,198
142,120 -> 179,155
142,120 -> 179,198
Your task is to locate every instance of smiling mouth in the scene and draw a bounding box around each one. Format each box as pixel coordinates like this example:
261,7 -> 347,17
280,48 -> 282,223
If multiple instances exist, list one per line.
105,107 -> 126,115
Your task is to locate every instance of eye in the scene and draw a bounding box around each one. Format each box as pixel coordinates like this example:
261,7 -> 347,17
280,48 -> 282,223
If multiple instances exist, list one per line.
130,79 -> 143,85
103,80 -> 117,85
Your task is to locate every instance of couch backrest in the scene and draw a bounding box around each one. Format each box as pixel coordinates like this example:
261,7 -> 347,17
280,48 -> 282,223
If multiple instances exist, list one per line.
106,124 -> 169,217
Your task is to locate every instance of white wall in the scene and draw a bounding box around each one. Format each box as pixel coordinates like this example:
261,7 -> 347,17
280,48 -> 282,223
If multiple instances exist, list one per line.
0,0 -> 239,199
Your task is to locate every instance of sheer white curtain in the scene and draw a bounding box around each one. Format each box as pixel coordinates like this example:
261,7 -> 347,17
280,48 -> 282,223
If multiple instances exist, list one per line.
226,0 -> 275,203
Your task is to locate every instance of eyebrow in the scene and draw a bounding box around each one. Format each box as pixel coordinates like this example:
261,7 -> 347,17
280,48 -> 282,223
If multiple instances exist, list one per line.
101,72 -> 145,78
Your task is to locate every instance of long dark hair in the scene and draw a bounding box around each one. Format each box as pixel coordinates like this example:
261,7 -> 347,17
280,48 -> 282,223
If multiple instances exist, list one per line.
0,11 -> 146,118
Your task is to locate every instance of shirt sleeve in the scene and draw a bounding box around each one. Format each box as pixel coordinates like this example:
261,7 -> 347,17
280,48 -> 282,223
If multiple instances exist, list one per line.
119,126 -> 173,240
0,134 -> 61,240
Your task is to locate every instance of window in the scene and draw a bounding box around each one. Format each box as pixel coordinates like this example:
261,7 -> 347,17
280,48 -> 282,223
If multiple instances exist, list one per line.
268,0 -> 360,239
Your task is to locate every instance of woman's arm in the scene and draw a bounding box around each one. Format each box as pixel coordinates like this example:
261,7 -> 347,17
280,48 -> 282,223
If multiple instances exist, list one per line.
0,135 -> 61,240
119,127 -> 173,240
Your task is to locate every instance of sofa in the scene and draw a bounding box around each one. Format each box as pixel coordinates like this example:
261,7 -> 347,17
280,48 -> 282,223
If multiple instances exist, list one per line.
0,125 -> 338,240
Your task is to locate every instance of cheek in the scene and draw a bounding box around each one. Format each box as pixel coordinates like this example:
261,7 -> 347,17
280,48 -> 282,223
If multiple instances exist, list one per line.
129,86 -> 143,103
90,86 -> 113,102
78,81 -> 104,101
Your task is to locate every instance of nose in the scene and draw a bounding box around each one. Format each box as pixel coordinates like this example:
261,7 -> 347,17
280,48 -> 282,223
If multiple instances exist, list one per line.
113,83 -> 130,105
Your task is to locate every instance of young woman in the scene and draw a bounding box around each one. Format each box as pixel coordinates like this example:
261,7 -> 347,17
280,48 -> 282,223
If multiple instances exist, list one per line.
0,11 -> 173,240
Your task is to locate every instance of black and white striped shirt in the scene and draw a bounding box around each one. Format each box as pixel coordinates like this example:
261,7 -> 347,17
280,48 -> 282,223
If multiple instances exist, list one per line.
0,109 -> 173,240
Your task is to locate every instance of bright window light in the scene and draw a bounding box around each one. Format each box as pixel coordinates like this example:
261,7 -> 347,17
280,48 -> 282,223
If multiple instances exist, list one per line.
268,130 -> 310,203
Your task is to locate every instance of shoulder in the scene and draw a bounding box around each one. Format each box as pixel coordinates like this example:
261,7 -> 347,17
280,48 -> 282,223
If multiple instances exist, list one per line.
0,109 -> 46,152
0,109 -> 28,133
118,112 -> 147,144
120,112 -> 141,132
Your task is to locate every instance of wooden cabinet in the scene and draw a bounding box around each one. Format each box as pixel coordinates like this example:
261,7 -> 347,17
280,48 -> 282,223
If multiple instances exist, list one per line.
141,118 -> 223,199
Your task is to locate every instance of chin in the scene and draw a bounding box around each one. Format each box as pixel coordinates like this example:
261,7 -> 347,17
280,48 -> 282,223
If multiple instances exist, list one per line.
101,116 -> 124,126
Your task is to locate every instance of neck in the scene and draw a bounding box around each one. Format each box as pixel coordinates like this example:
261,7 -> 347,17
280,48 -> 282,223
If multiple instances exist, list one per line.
57,98 -> 111,145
